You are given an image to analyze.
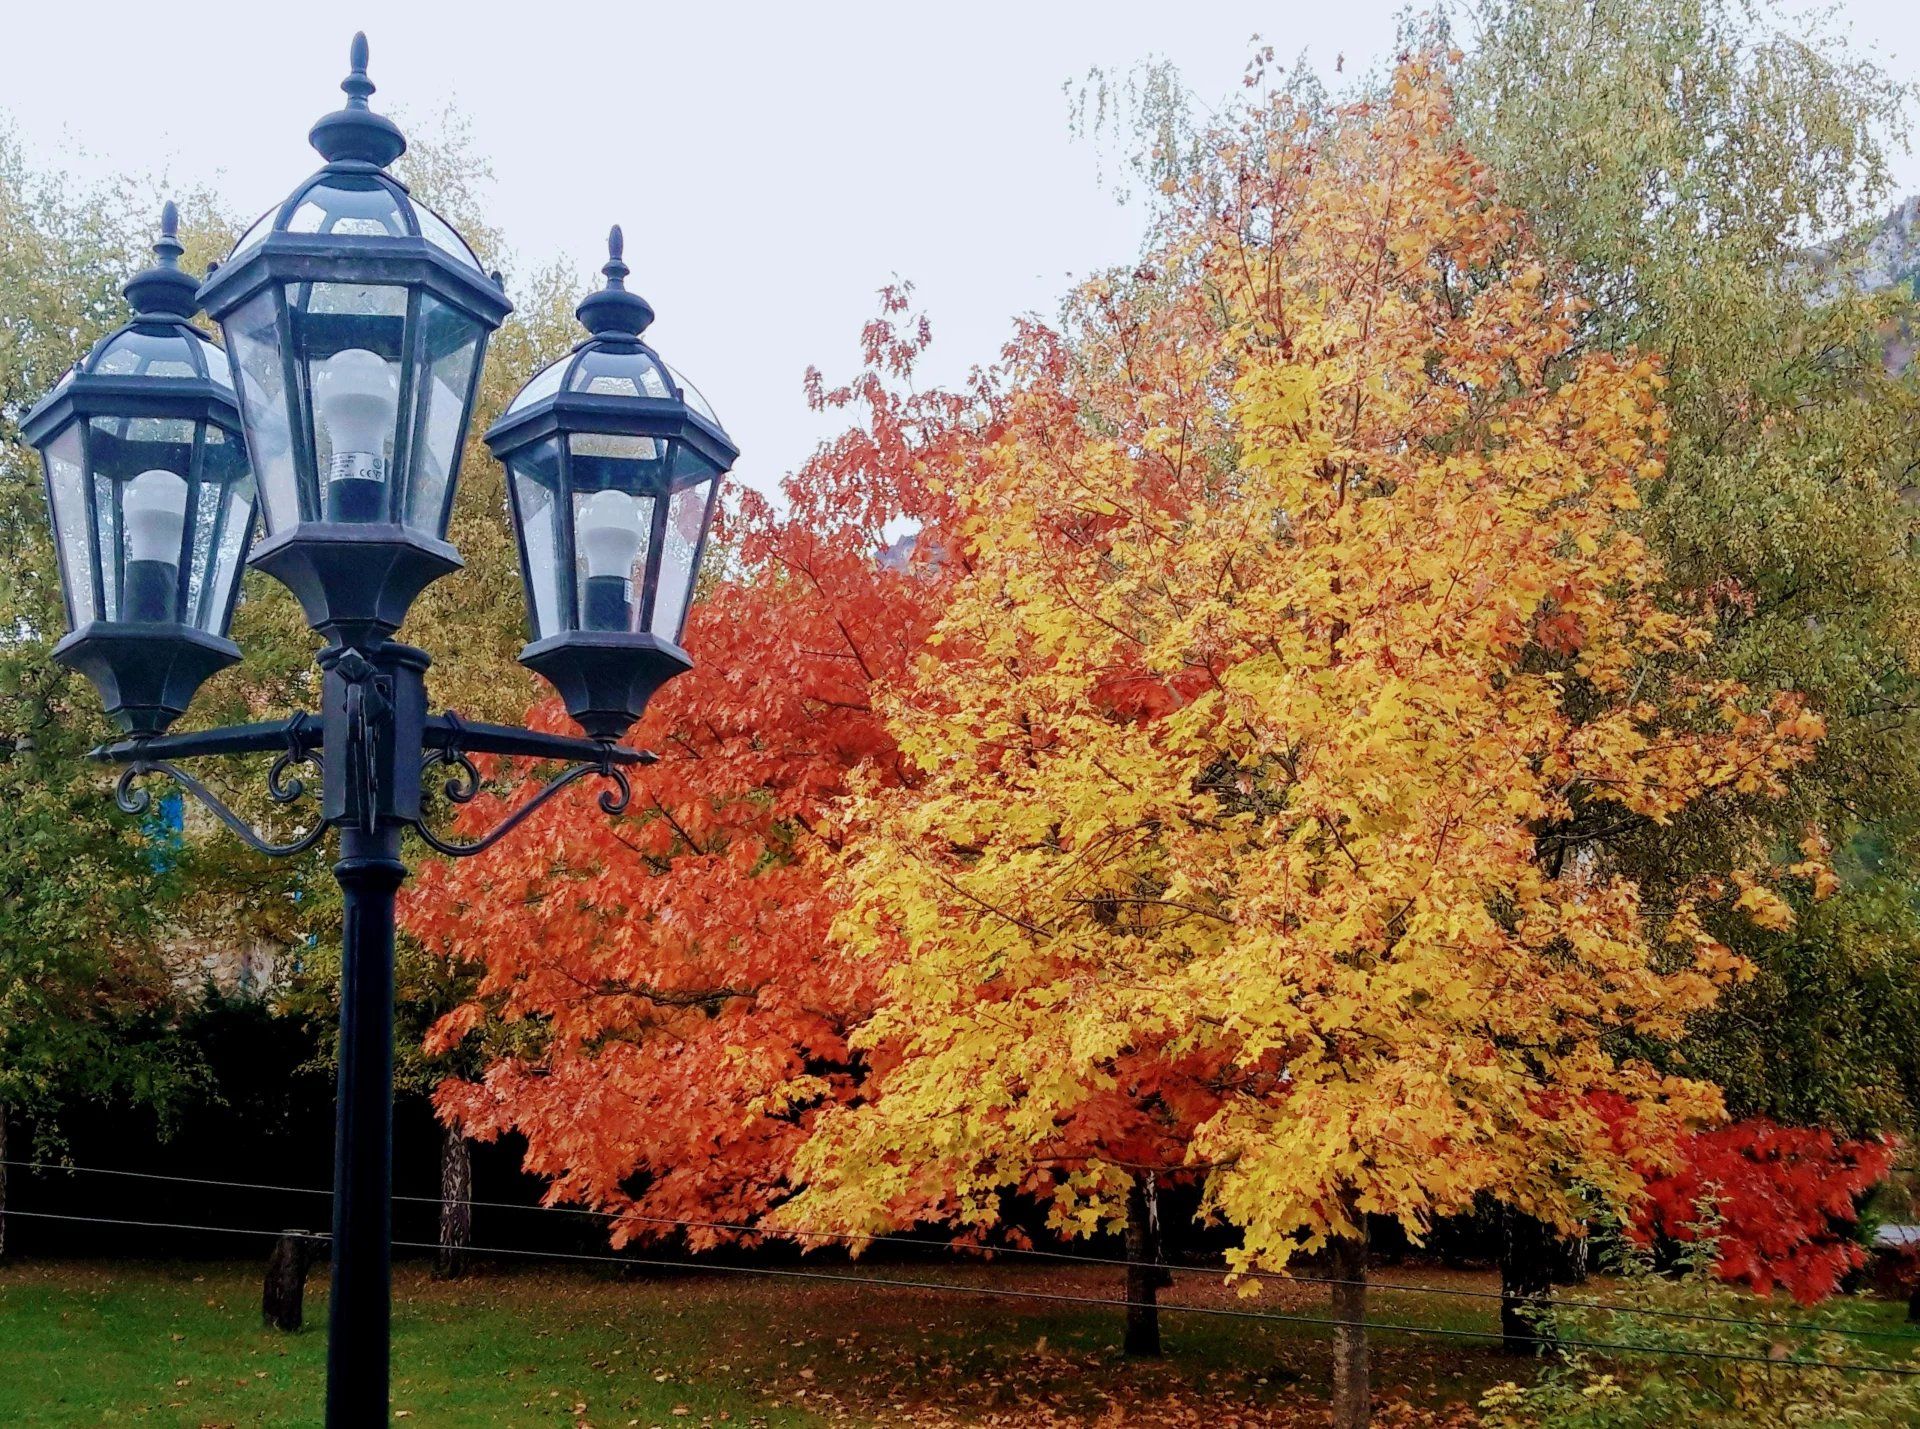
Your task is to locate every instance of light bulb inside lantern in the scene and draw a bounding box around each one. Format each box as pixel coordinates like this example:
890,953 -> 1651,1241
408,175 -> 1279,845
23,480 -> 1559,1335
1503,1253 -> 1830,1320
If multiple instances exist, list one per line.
314,347 -> 398,521
576,489 -> 644,631
122,468 -> 188,623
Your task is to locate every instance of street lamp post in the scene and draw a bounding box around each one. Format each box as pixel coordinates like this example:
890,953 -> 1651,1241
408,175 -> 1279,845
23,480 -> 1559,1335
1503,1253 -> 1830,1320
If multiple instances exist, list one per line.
22,35 -> 737,1428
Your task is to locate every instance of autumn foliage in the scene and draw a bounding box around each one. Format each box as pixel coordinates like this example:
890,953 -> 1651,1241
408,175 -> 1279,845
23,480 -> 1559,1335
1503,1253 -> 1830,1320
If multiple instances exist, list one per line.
1638,1119 -> 1893,1304
783,60 -> 1827,1269
409,58 -> 1848,1290
400,292 -> 983,1245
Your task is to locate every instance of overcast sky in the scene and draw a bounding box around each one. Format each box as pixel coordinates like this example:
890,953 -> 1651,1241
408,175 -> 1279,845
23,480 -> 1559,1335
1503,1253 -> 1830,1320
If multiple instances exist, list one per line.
4,1 -> 1915,498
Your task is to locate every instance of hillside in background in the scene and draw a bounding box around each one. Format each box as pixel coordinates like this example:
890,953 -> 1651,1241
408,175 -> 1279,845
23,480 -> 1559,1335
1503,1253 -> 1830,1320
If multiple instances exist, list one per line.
1865,195 -> 1919,372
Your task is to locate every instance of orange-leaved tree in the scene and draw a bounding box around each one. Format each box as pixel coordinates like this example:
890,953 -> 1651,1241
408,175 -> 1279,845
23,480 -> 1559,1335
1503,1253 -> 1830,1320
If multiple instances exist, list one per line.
399,290 -> 984,1245
782,59 -> 1825,1427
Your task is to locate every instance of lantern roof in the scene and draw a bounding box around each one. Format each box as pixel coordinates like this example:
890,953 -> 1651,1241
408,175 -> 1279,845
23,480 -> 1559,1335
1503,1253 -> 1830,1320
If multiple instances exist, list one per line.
196,33 -> 508,326
22,202 -> 239,448
490,227 -> 733,462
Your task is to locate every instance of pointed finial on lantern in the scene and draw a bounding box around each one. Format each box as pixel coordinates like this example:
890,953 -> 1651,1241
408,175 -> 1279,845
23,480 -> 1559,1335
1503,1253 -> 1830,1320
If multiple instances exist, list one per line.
123,199 -> 199,319
576,223 -> 654,338
154,200 -> 185,268
604,225 -> 629,285
345,32 -> 373,107
309,31 -> 407,167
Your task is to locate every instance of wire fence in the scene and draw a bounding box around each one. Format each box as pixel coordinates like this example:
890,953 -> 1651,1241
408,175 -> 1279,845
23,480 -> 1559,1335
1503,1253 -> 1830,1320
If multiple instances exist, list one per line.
5,1158 -> 1920,1378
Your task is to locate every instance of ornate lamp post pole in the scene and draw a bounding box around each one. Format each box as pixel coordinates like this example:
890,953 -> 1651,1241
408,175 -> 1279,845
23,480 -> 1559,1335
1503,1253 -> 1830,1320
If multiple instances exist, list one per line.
22,35 -> 736,1428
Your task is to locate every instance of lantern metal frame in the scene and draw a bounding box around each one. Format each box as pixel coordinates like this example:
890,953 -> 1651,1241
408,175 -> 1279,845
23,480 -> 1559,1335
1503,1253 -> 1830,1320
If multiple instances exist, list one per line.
22,203 -> 257,735
486,227 -> 738,738
29,34 -> 730,1429
195,33 -> 513,649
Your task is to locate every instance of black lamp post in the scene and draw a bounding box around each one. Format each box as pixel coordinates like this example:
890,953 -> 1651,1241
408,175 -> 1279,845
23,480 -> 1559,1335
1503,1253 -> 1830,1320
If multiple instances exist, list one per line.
26,36 -> 734,1429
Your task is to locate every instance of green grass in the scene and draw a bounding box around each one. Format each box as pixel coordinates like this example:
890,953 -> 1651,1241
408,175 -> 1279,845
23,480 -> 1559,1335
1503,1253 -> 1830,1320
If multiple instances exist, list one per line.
10,1256 -> 1908,1425
0,1261 -> 823,1427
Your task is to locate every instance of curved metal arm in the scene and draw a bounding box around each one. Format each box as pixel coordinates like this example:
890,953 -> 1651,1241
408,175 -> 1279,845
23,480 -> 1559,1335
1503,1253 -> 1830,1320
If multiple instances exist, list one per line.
411,751 -> 632,858
116,757 -> 330,858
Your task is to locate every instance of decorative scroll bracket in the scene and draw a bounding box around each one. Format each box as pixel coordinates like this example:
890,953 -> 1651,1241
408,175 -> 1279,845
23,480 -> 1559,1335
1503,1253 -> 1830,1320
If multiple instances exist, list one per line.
91,706 -> 653,861
115,742 -> 329,858
411,720 -> 634,858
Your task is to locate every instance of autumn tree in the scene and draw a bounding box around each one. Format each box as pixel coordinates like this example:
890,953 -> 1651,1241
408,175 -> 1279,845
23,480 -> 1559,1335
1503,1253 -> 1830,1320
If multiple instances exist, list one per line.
785,61 -> 1825,1428
1454,0 -> 1920,1134
400,289 -> 983,1246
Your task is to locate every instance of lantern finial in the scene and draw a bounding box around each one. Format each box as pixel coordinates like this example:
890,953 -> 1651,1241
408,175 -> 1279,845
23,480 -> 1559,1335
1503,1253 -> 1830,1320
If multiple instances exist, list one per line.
576,223 -> 654,338
309,32 -> 407,168
122,199 -> 200,319
345,32 -> 373,106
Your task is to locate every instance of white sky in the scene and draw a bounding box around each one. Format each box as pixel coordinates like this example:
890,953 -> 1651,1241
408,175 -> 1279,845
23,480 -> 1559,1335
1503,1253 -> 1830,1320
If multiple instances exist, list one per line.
4,0 -> 1916,499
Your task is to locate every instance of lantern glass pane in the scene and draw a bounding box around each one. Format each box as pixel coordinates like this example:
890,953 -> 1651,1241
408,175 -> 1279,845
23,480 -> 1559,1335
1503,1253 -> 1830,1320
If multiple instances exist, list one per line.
650,475 -> 714,642
508,438 -> 564,640
188,425 -> 254,634
224,290 -> 302,534
187,330 -> 237,400
567,431 -> 670,493
92,328 -> 200,379
92,469 -> 120,621
505,355 -> 568,415
414,203 -> 485,272
664,362 -> 720,425
287,174 -> 409,239
44,425 -> 94,627
87,414 -> 198,623
404,294 -> 485,535
231,205 -> 276,260
568,347 -> 672,399
291,282 -> 408,523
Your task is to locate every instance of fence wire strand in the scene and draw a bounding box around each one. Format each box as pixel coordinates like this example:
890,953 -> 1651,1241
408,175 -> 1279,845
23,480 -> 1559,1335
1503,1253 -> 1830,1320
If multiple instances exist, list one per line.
7,1157 -> 1920,1364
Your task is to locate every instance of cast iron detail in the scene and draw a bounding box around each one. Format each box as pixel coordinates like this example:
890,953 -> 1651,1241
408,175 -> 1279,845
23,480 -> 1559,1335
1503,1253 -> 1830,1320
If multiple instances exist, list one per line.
410,745 -> 631,858
115,751 -> 329,858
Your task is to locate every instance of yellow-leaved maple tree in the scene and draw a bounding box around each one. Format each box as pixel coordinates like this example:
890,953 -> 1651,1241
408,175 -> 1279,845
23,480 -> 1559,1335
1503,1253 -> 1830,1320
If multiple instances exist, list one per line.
782,58 -> 1825,1423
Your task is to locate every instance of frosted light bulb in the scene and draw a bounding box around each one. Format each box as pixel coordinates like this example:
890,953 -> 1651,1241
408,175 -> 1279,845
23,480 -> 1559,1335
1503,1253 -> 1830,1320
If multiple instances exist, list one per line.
576,489 -> 644,632
314,347 -> 398,520
577,490 -> 644,578
124,469 -> 188,563
122,469 -> 188,622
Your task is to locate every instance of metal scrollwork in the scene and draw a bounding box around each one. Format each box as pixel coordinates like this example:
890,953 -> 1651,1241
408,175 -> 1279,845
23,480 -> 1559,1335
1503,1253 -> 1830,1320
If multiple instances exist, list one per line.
115,755 -> 329,858
422,712 -> 483,804
268,713 -> 323,804
412,739 -> 630,858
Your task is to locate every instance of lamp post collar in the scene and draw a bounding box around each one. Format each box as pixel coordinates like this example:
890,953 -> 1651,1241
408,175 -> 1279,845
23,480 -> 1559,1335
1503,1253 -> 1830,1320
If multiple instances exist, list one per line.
121,201 -> 201,321
309,32 -> 407,169
575,225 -> 656,339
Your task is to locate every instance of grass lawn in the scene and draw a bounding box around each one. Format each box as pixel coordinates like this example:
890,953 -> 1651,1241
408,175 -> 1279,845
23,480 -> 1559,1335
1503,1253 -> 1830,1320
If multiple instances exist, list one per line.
4,1255 -> 1912,1426
0,1256 -> 1512,1426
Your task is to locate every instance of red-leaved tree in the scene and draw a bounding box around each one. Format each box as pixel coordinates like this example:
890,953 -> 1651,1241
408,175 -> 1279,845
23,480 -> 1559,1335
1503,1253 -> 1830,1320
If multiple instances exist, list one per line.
1638,1119 -> 1893,1304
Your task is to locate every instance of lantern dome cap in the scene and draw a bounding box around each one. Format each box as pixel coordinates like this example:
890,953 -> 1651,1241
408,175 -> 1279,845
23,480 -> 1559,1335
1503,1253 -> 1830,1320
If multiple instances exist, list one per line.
25,201 -> 239,442
308,32 -> 407,169
575,226 -> 655,338
499,228 -> 727,435
122,200 -> 200,319
204,32 -> 500,315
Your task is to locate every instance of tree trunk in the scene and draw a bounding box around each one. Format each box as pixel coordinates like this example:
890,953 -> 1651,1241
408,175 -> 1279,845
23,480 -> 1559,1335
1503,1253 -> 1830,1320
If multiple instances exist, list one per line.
262,1231 -> 319,1331
1328,1220 -> 1370,1429
1907,1271 -> 1920,1325
1123,1174 -> 1169,1357
435,1122 -> 472,1281
0,1102 -> 9,1264
1554,1223 -> 1590,1285
1500,1208 -> 1556,1354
